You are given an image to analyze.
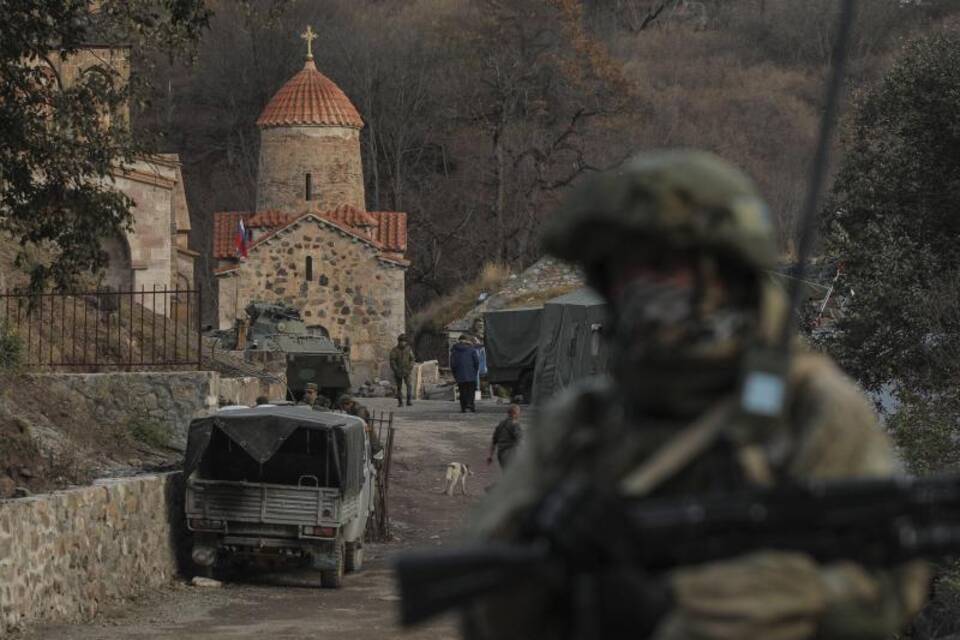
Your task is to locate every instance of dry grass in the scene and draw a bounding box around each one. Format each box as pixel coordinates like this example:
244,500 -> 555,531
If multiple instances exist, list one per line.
409,262 -> 512,333
502,284 -> 580,310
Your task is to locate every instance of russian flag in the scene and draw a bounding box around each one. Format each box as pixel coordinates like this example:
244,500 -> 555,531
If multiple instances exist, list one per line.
235,217 -> 249,258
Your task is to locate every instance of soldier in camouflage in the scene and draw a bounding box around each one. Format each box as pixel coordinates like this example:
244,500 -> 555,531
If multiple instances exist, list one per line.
298,382 -> 331,410
390,334 -> 416,408
339,394 -> 382,456
463,151 -> 929,639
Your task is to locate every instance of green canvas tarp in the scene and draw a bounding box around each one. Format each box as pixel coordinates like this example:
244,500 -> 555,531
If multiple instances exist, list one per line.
185,406 -> 366,496
532,288 -> 608,404
483,306 -> 543,385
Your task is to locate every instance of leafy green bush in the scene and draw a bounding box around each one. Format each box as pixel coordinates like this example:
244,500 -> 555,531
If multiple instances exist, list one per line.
889,391 -> 960,477
127,418 -> 171,450
0,322 -> 23,371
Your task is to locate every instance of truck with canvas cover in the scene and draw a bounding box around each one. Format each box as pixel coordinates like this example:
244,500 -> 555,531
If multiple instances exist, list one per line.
184,406 -> 375,588
482,306 -> 543,402
531,288 -> 608,404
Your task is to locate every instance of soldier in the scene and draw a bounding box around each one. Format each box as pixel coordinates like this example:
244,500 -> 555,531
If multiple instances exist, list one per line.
299,382 -> 331,410
486,404 -> 522,469
464,151 -> 929,639
390,333 -> 416,408
339,394 -> 382,456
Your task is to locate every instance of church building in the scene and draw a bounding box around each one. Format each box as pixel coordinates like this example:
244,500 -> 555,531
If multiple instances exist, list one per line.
212,28 -> 408,382
47,46 -> 197,315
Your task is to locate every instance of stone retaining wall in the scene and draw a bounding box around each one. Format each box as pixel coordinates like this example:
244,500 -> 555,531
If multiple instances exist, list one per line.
32,371 -> 284,451
217,376 -> 287,406
33,372 -> 220,451
0,473 -> 185,634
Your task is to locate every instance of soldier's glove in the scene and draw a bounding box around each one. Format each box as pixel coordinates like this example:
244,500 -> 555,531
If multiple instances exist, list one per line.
653,551 -> 827,640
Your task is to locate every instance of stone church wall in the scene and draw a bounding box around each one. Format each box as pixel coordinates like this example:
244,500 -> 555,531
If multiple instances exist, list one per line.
256,126 -> 366,213
222,218 -> 404,382
112,173 -> 175,314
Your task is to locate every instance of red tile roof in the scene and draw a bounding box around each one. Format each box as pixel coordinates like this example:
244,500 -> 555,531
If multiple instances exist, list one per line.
212,211 -> 297,258
212,207 -> 407,260
324,203 -> 379,229
370,211 -> 407,253
256,59 -> 363,129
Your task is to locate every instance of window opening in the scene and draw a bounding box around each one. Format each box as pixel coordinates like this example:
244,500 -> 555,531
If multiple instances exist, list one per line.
305,173 -> 313,201
306,256 -> 313,281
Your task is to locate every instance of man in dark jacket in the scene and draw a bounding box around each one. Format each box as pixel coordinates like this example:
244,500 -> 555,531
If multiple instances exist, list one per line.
450,334 -> 481,413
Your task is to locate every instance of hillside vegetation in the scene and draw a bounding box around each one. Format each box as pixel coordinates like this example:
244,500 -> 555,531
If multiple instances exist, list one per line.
132,0 -> 960,316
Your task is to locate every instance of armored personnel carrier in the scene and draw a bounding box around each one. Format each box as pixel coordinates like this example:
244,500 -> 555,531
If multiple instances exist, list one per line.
216,302 -> 351,403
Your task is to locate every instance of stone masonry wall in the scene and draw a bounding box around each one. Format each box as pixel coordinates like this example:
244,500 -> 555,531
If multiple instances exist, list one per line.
33,372 -> 220,451
256,126 -> 366,213
112,172 -> 175,314
0,473 -> 185,634
220,217 -> 405,382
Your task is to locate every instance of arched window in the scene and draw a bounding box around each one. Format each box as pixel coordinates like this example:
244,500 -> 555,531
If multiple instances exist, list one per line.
305,256 -> 313,281
305,173 -> 313,201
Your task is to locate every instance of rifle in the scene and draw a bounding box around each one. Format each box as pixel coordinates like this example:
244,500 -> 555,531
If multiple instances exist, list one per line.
396,472 -> 960,626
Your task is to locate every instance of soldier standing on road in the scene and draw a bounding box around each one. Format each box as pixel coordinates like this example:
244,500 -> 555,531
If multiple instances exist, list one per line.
486,404 -> 522,469
464,150 -> 929,640
299,383 -> 331,410
390,334 -> 416,408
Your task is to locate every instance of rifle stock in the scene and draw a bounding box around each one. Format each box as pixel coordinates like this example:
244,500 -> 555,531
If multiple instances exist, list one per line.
394,542 -> 556,626
394,473 -> 960,627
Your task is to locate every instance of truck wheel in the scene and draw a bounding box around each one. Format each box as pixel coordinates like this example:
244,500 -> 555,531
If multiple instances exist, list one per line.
320,541 -> 345,588
345,541 -> 363,573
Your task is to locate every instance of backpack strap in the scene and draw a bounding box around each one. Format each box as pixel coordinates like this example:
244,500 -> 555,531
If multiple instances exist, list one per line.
619,399 -> 738,497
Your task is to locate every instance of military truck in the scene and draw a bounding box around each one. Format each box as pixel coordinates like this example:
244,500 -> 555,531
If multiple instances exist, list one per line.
213,302 -> 351,404
483,288 -> 608,404
185,406 -> 375,587
483,306 -> 543,403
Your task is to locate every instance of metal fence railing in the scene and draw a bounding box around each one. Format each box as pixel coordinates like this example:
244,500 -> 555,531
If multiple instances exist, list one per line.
367,410 -> 396,542
0,287 -> 202,370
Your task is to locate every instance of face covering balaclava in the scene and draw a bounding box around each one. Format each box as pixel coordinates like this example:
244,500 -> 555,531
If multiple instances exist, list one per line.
605,256 -> 758,418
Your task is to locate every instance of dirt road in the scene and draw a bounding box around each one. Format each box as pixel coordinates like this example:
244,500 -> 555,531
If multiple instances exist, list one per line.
21,398 -> 518,640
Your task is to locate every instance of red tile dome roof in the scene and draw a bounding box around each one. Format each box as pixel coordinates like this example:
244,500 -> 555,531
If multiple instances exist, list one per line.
256,59 -> 363,129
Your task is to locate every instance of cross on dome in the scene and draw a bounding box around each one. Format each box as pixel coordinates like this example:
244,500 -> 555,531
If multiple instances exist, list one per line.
301,25 -> 318,60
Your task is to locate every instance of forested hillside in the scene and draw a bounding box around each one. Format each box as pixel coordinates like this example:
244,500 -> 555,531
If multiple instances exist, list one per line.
135,0 -> 960,314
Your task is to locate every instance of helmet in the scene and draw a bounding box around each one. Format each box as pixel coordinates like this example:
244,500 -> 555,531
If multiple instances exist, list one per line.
544,151 -> 787,416
543,150 -> 777,274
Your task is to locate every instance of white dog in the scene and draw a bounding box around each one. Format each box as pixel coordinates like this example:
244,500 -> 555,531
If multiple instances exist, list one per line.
444,462 -> 472,496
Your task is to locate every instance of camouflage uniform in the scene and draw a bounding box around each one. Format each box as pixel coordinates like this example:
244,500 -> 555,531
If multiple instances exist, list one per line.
298,382 -> 331,410
339,395 -> 382,455
464,151 -> 929,640
390,335 -> 416,407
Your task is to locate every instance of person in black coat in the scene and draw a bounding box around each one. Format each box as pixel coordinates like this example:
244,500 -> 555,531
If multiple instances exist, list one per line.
450,334 -> 481,412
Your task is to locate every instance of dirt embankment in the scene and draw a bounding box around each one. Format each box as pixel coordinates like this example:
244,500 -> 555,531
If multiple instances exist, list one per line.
0,375 -> 178,498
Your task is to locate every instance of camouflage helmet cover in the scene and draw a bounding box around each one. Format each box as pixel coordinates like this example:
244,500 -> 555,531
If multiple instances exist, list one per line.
543,150 -> 777,272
